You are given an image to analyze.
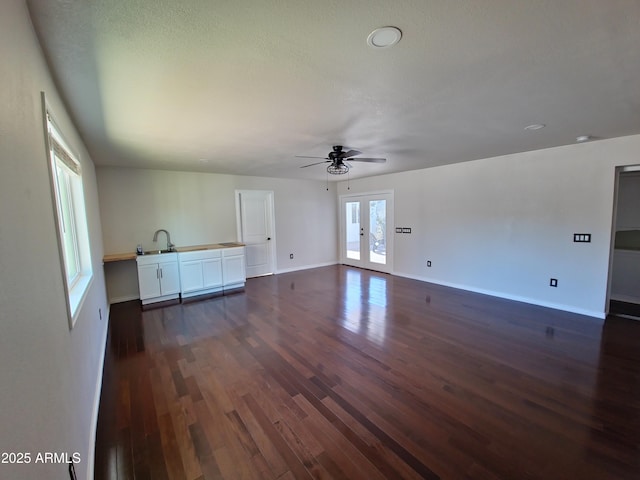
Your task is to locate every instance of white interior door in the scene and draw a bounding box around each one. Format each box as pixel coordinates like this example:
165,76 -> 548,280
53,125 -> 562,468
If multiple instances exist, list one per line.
340,192 -> 393,274
236,190 -> 276,277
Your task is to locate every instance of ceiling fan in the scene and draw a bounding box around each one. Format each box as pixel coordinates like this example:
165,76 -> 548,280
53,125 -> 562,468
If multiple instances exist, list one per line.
297,145 -> 386,175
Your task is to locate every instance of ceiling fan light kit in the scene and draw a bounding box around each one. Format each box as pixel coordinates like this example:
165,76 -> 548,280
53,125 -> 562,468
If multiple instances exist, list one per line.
327,163 -> 349,175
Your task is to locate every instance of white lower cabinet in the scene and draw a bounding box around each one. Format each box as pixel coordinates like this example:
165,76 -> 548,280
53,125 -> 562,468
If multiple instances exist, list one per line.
136,253 -> 180,305
179,249 -> 223,299
138,247 -> 246,304
178,246 -> 245,300
179,260 -> 205,293
222,247 -> 246,289
203,257 -> 224,288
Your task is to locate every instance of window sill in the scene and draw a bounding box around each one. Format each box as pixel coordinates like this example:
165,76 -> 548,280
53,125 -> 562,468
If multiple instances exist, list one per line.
68,272 -> 93,329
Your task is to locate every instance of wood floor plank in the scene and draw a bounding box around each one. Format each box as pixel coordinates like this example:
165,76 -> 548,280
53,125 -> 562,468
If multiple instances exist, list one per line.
145,431 -> 170,480
148,367 -> 169,417
157,413 -> 187,479
212,446 -> 257,480
272,417 -> 330,479
243,393 -> 315,480
193,386 -> 260,478
293,394 -> 389,480
320,394 -> 432,480
95,265 -> 640,480
195,364 -> 235,415
225,385 -> 289,478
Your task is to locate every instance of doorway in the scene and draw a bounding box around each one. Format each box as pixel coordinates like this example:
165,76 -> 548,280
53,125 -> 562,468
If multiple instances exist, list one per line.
340,191 -> 394,274
235,190 -> 276,278
608,166 -> 640,319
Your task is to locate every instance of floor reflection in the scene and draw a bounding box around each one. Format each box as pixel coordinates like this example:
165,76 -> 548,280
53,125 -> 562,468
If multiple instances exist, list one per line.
341,269 -> 388,346
588,315 -> 640,474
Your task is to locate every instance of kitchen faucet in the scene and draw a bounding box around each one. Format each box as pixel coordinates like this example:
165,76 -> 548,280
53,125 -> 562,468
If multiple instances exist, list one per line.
153,229 -> 175,251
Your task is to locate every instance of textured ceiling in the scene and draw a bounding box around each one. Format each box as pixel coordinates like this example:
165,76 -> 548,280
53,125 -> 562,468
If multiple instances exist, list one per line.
27,0 -> 640,181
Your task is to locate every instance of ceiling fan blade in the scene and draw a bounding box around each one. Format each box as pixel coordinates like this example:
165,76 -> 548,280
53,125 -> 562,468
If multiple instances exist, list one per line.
347,157 -> 386,163
295,155 -> 329,159
338,149 -> 361,158
300,160 -> 330,168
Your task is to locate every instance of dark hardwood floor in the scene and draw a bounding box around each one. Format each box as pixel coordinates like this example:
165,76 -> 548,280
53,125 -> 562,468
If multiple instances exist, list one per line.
95,265 -> 640,479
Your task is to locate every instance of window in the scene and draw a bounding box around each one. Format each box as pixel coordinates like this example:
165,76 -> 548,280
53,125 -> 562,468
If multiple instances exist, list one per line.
44,97 -> 93,328
53,142 -> 81,286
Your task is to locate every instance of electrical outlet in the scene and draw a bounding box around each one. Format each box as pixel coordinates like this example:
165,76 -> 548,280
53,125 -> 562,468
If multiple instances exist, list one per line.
289,253 -> 294,259
426,260 -> 432,267
549,278 -> 558,287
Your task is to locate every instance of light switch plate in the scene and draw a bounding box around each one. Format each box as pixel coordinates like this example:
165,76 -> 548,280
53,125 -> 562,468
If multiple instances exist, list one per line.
573,233 -> 591,243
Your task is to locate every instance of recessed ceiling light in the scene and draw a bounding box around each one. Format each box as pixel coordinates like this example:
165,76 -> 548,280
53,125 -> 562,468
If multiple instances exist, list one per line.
524,124 -> 546,131
576,135 -> 592,143
367,27 -> 402,48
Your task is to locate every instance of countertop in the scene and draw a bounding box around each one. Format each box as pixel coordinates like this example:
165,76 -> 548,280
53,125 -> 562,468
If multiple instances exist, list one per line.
103,242 -> 245,263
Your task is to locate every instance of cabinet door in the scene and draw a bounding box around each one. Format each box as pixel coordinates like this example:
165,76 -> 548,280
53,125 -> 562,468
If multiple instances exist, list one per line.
222,255 -> 246,286
138,263 -> 160,300
203,258 -> 223,288
159,261 -> 180,296
180,260 -> 204,293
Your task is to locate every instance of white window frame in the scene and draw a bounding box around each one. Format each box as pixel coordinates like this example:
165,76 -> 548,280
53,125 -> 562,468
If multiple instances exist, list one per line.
42,94 -> 93,329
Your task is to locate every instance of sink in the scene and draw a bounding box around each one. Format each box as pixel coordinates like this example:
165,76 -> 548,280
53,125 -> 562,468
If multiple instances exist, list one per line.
141,249 -> 174,255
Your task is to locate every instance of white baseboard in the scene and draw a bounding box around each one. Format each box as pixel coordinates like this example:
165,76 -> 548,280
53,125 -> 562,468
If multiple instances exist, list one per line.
276,261 -> 338,275
395,271 -> 606,320
86,304 -> 110,480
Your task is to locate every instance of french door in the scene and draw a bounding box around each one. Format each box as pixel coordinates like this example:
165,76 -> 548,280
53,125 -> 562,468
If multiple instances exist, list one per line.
340,192 -> 393,274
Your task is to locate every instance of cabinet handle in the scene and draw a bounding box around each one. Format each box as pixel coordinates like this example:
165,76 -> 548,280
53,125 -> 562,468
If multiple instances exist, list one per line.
160,268 -> 163,278
156,268 -> 159,279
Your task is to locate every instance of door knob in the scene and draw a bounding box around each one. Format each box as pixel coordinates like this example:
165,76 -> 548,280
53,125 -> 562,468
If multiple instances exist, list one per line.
267,237 -> 271,240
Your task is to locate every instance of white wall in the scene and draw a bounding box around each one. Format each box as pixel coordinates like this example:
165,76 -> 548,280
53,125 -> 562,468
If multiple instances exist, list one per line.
338,135 -> 640,318
97,167 -> 338,301
0,1 -> 109,479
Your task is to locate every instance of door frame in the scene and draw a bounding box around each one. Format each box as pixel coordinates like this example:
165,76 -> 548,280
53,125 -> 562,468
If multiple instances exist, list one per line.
235,190 -> 276,277
339,190 -> 394,274
606,164 -> 640,314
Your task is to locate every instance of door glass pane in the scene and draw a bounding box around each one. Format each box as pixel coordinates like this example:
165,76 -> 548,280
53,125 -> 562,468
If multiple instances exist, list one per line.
369,200 -> 386,264
345,201 -> 360,260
